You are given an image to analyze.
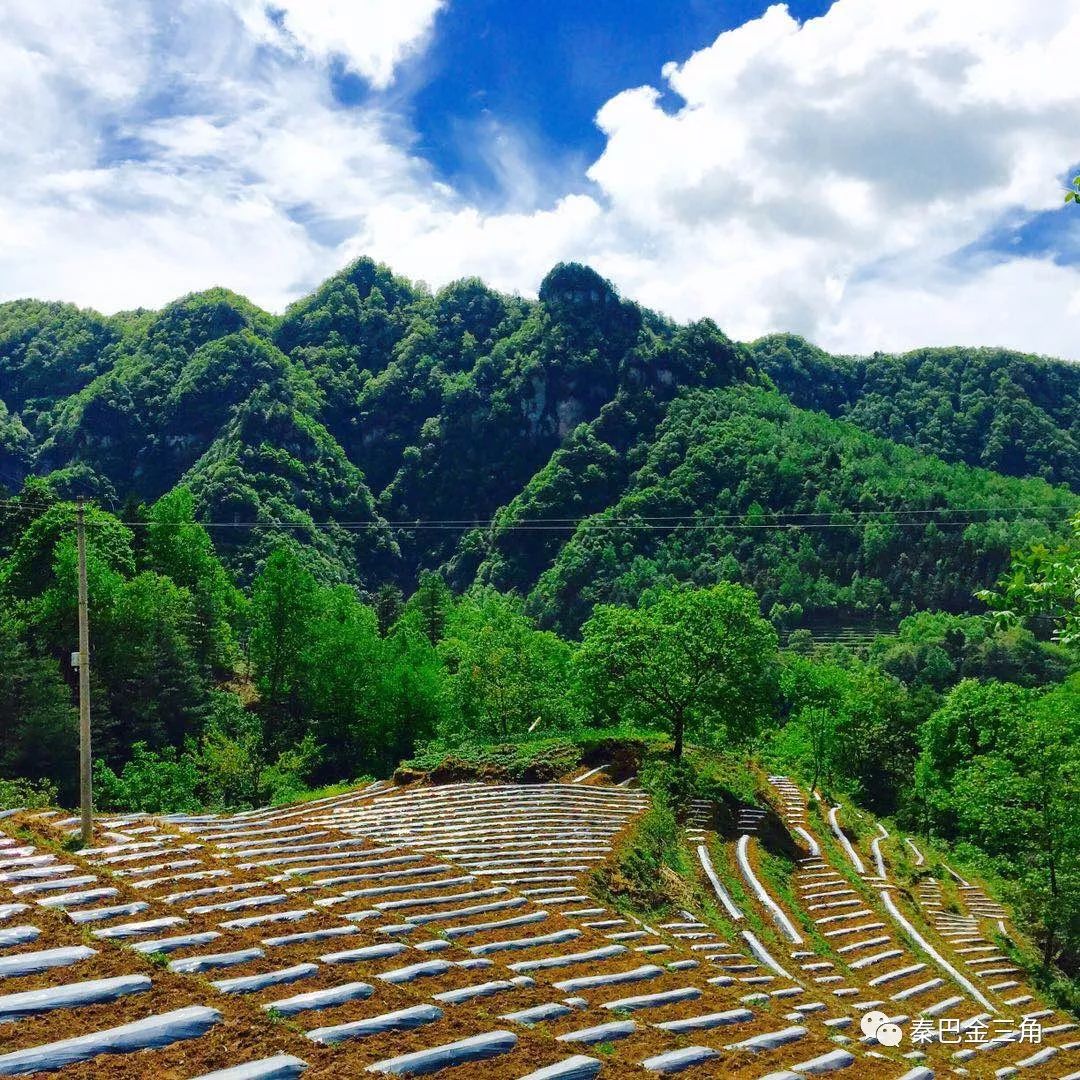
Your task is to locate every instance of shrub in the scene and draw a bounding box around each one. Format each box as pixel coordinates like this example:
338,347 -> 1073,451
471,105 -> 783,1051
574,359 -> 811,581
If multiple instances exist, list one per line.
93,743 -> 201,814
639,758 -> 700,819
0,776 -> 58,810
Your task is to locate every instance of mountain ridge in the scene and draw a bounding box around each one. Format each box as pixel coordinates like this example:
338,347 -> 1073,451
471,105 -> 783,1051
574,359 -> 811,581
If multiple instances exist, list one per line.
2,257 -> 1078,627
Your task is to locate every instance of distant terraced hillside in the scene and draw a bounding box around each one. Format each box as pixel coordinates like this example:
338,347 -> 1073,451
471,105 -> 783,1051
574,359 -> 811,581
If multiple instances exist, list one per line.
1,766 -> 1074,1079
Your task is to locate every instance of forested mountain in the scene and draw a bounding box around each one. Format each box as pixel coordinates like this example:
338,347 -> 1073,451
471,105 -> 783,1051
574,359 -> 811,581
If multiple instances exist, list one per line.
753,333 -> 1080,489
2,258 -> 1077,627
4,260 -> 1079,985
521,387 -> 1074,634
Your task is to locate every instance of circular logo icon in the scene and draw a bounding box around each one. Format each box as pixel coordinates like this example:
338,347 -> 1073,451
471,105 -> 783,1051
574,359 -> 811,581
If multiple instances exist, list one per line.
876,1022 -> 904,1047
860,1010 -> 890,1039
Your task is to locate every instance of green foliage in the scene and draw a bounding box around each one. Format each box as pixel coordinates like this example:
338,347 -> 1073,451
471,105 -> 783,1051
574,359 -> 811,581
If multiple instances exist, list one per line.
404,571 -> 452,647
979,512 -> 1080,650
917,677 -> 1080,965
90,706 -> 321,814
1,501 -> 134,600
145,486 -> 246,674
4,259 -> 1075,624
0,499 -> 227,782
94,742 -> 203,815
577,582 -> 779,758
0,300 -> 118,416
248,547 -> 448,780
198,692 -> 265,809
0,776 -> 58,811
249,546 -> 323,748
373,582 -> 403,637
870,609 -> 1071,689
529,387 -> 1076,635
771,656 -> 847,793
1067,175 -> 1080,205
0,397 -> 32,489
592,802 -> 684,913
437,587 -> 574,743
259,735 -> 322,805
638,758 -> 701,819
754,334 -> 1080,489
768,656 -> 917,814
0,611 -> 77,802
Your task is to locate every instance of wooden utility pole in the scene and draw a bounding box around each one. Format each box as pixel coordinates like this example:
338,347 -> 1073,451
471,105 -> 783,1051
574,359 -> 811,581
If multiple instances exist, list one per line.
76,498 -> 93,847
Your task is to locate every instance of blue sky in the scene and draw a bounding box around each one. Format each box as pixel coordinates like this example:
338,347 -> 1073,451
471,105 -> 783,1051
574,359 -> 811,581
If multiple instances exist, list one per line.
397,0 -> 835,201
2,0 -> 1079,359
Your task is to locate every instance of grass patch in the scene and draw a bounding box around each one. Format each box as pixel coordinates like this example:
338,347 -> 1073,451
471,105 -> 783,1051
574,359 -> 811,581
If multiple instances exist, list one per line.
757,846 -> 834,958
994,930 -> 1080,1017
399,727 -> 665,784
592,802 -> 689,915
274,780 -> 371,805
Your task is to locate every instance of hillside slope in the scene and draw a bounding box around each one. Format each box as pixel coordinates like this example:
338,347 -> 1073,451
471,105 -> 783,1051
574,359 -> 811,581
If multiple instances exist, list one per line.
2,757 -> 1074,1079
752,333 -> 1080,490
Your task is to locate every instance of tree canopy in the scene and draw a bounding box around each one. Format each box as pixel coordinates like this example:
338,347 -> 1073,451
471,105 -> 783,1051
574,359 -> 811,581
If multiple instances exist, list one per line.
577,583 -> 778,759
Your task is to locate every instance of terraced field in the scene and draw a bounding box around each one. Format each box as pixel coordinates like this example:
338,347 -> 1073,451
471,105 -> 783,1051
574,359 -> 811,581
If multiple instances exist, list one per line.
0,771 -> 1074,1078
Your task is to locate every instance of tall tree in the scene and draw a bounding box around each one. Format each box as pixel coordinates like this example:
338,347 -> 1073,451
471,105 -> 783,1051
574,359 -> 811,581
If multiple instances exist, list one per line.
249,547 -> 322,751
777,657 -> 846,792
146,486 -> 245,674
577,583 -> 779,759
373,582 -> 403,637
439,588 -> 573,741
0,612 -> 78,803
408,571 -> 452,648
918,677 -> 1080,965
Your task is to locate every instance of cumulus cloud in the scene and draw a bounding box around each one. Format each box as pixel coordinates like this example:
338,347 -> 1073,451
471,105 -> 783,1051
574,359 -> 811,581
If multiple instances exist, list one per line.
1,0 -> 1079,359
0,0 -> 441,311
583,0 -> 1080,354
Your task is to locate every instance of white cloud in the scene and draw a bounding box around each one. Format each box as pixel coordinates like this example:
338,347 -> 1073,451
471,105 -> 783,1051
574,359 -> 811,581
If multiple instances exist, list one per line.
229,0 -> 446,89
1,0 -> 1079,360
580,0 -> 1080,355
819,257 -> 1080,360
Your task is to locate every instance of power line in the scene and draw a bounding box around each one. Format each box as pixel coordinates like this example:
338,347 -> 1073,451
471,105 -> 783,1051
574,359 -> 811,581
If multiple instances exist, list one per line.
124,516 -> 1075,533
3,497 -> 1076,521
2,498 -> 1076,536
123,504 -> 1078,526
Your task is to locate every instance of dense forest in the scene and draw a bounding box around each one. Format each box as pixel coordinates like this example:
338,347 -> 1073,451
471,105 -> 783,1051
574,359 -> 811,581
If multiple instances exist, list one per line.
1,259 -> 1078,980
3,259 -> 1078,603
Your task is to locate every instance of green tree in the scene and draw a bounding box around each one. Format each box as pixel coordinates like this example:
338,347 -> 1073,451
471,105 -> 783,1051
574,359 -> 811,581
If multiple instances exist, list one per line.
145,486 -> 246,674
199,692 -> 265,809
249,547 -> 322,751
373,582 -> 403,637
407,571 -> 452,647
577,583 -> 779,760
771,656 -> 915,813
92,571 -> 212,756
379,625 -> 451,769
439,588 -> 573,741
0,612 -> 78,803
94,742 -> 202,815
917,679 -> 1035,828
776,657 -> 846,792
979,513 -> 1080,650
0,501 -> 134,601
918,677 -> 1080,965
298,585 -> 385,777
